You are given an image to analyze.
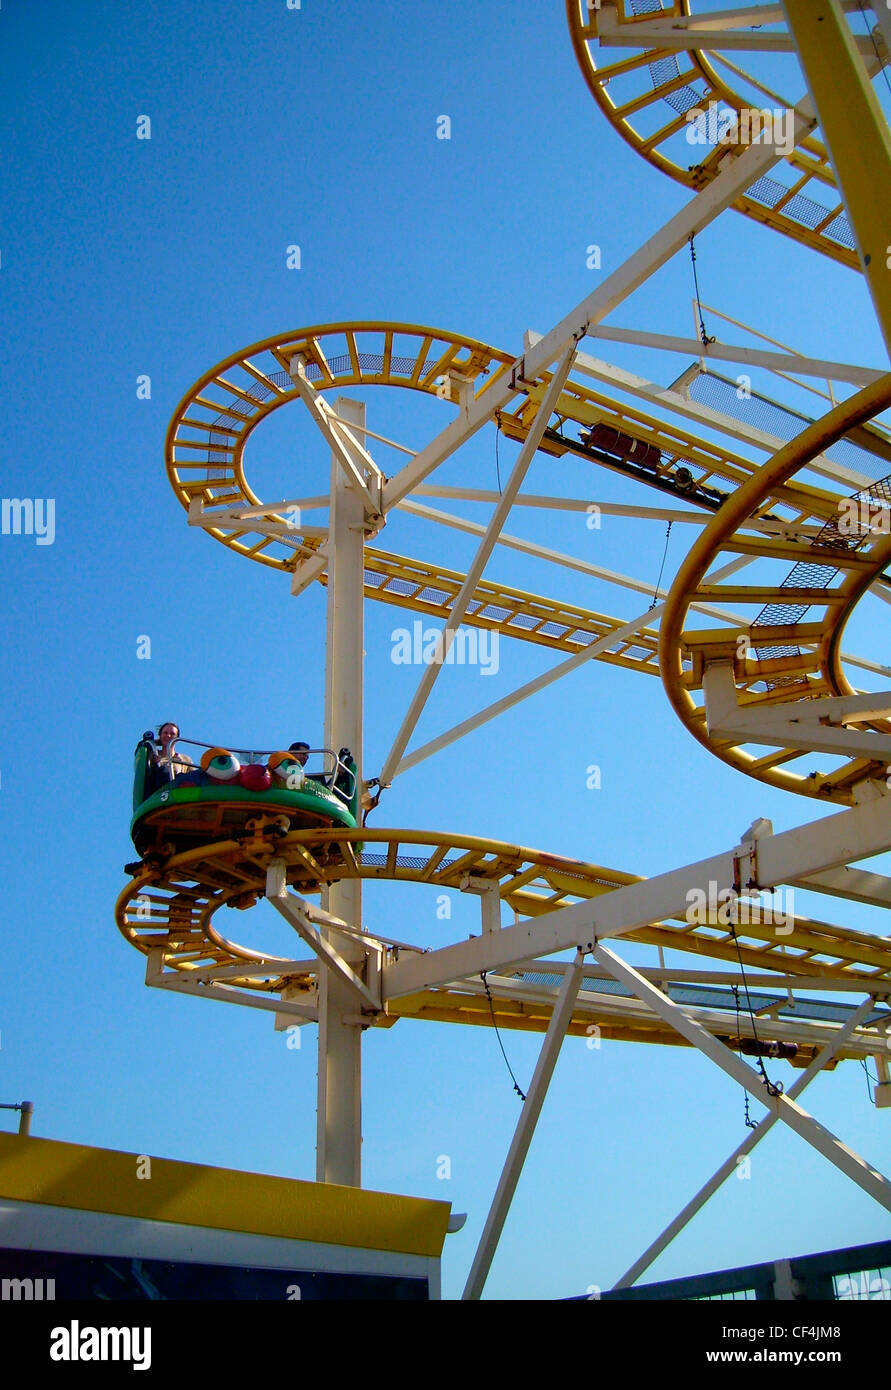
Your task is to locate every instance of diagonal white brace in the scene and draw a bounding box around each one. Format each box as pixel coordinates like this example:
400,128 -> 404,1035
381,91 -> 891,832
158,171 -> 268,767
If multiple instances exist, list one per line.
613,994 -> 879,1288
462,952 -> 585,1300
525,332 -> 876,492
382,104 -> 815,512
395,555 -> 753,777
585,324 -> 884,387
793,864 -> 891,909
380,341 -> 579,786
289,357 -> 384,510
593,942 -> 891,1213
290,542 -> 328,596
266,863 -> 380,1012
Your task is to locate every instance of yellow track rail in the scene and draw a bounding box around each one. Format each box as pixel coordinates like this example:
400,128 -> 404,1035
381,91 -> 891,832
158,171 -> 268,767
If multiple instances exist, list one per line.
116,826 -> 891,988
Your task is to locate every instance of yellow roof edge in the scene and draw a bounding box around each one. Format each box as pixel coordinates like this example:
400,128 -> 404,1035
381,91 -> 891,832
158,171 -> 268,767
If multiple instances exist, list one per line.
0,1132 -> 450,1258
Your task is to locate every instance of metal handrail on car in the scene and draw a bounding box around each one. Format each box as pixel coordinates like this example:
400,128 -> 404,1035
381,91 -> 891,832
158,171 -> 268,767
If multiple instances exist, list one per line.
142,737 -> 357,805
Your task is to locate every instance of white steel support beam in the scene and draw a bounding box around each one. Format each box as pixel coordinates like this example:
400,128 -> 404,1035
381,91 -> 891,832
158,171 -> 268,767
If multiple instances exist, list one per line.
613,994 -> 878,1288
512,957 -> 890,992
842,650 -> 891,678
383,794 -> 891,996
619,2 -> 789,28
383,114 -> 814,512
286,370 -> 383,598
405,501 -> 891,631
461,952 -> 585,1301
317,396 -> 368,1187
443,971 -> 887,1055
379,342 -> 580,786
618,1 -> 865,30
399,499 -> 750,625
289,357 -> 384,496
324,413 -> 415,456
145,949 -> 319,1020
585,325 -> 883,387
461,876 -> 503,934
291,543 -> 328,596
396,556 -> 752,777
593,942 -> 891,1212
412,487 -> 722,526
689,298 -> 838,404
405,500 -> 891,627
190,516 -> 328,541
595,0 -> 877,53
396,611 -> 653,775
266,866 -> 381,1013
188,495 -> 330,524
794,864 -> 891,909
174,958 -> 320,983
808,689 -> 891,724
704,662 -> 891,762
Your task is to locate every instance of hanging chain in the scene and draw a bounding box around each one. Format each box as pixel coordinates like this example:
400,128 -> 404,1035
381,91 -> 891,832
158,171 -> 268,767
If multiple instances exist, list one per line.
689,234 -> 716,347
730,923 -> 783,1102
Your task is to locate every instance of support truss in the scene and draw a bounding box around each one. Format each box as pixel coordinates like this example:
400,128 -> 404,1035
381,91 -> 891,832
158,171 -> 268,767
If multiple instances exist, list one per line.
614,994 -> 878,1288
593,942 -> 891,1212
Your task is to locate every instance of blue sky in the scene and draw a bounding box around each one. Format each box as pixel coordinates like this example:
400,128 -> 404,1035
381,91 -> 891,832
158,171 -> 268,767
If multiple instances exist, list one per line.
2,0 -> 891,1300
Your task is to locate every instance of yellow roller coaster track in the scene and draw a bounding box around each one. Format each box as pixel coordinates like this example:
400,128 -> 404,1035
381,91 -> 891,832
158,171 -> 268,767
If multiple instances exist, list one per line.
567,0 -> 865,267
166,322 -> 891,697
115,827 -> 891,1062
145,9 -> 891,1089
661,373 -> 891,803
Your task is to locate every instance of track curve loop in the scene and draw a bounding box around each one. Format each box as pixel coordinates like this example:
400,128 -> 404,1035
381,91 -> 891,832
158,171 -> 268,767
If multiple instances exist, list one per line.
660,374 -> 891,802
567,0 -> 859,265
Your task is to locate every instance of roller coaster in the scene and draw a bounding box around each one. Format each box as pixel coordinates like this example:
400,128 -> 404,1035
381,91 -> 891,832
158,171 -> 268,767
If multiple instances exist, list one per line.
118,1 -> 891,1298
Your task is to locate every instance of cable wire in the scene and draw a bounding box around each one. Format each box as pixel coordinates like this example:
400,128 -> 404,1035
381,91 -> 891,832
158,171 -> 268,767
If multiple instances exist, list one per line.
861,1056 -> 880,1105
481,971 -> 527,1101
649,521 -> 673,609
689,234 -> 716,347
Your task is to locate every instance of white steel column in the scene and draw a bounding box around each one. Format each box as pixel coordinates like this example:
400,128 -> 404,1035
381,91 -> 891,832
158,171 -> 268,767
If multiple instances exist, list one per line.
317,397 -> 367,1186
462,952 -> 585,1300
613,994 -> 878,1288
